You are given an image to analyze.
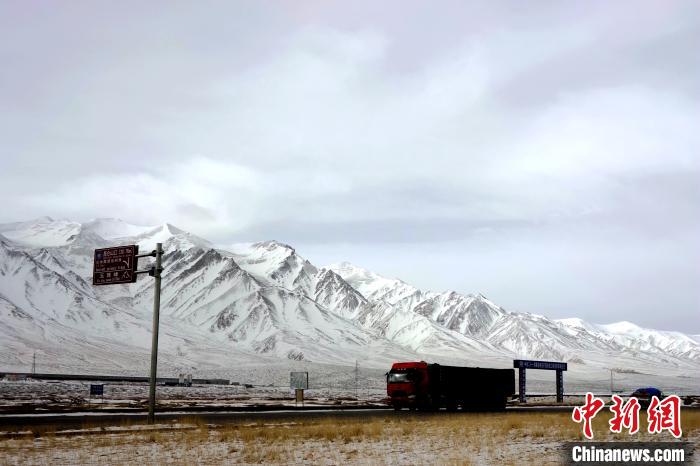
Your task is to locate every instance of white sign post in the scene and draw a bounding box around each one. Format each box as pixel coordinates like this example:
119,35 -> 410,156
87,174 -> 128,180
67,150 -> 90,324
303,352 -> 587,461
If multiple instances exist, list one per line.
290,371 -> 309,406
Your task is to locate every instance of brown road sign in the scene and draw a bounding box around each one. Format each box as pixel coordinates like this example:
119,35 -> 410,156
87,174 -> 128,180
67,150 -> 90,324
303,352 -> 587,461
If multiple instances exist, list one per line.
93,245 -> 139,285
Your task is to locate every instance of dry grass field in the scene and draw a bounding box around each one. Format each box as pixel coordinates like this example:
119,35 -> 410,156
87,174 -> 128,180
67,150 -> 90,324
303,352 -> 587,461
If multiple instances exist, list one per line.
1,410 -> 698,465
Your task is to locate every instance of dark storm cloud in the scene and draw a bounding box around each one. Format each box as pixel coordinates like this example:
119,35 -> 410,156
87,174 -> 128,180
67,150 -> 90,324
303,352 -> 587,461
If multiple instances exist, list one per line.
0,1 -> 698,331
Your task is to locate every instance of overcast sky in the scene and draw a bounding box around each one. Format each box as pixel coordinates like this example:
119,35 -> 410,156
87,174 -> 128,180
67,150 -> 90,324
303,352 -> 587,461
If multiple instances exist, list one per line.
1,1 -> 698,332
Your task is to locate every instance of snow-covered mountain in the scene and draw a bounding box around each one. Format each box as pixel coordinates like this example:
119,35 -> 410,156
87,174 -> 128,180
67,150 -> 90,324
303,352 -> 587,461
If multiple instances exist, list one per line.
1,217 -> 699,382
330,262 -> 700,369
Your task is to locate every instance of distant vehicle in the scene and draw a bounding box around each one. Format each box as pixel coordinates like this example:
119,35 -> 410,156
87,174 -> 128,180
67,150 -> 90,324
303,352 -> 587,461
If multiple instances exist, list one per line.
631,387 -> 664,407
386,361 -> 515,411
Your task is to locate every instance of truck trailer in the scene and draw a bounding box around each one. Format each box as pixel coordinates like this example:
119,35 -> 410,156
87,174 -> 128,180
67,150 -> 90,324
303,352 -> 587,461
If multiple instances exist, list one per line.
387,361 -> 515,411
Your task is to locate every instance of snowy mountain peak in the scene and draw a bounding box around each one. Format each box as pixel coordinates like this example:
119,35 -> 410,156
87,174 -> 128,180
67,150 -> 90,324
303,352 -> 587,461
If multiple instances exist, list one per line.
328,262 -> 418,303
252,240 -> 296,254
0,217 -> 81,247
1,217 -> 699,377
313,268 -> 368,319
130,223 -> 211,251
331,261 -> 358,272
0,233 -> 12,246
556,317 -> 603,334
329,261 -> 382,280
557,317 -> 588,327
64,228 -> 106,246
82,218 -> 154,240
162,223 -> 187,236
471,293 -> 503,310
227,240 -> 318,295
602,321 -> 643,335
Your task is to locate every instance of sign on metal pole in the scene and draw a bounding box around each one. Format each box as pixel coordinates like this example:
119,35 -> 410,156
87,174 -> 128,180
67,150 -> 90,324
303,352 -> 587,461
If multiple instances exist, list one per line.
513,360 -> 567,371
513,359 -> 568,404
89,383 -> 104,406
290,371 -> 309,390
92,242 -> 164,424
93,245 -> 139,285
90,384 -> 104,396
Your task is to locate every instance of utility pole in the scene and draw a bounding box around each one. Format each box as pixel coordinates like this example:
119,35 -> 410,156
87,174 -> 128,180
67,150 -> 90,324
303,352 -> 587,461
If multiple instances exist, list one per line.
31,352 -> 36,375
354,360 -> 359,399
92,243 -> 163,424
147,242 -> 164,424
610,369 -> 613,395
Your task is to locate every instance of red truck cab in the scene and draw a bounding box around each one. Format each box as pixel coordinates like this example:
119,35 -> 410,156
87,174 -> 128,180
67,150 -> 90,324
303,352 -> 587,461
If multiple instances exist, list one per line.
386,361 -> 429,409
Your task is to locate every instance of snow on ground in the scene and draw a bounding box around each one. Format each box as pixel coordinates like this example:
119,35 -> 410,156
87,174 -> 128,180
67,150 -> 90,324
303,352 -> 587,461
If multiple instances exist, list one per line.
0,360 -> 698,415
0,411 -> 698,465
2,216 -> 698,411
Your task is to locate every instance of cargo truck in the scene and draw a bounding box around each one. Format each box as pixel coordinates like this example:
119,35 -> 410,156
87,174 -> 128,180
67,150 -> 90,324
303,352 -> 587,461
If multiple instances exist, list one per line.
387,361 -> 515,411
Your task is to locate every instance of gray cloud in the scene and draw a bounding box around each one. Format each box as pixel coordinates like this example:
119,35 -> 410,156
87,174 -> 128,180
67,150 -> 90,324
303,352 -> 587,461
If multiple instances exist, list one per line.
1,1 -> 698,332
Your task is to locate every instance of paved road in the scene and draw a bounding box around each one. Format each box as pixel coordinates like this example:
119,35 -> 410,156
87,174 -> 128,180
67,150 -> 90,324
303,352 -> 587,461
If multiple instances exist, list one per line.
0,405 -> 581,430
3,405 -> 697,430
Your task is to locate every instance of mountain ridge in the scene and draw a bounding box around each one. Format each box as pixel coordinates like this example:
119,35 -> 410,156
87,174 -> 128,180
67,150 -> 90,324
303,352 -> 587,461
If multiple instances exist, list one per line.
1,217 -> 698,379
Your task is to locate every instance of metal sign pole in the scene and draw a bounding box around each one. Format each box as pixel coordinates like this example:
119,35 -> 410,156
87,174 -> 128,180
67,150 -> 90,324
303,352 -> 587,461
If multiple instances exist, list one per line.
147,242 -> 163,424
93,243 -> 164,423
556,369 -> 564,403
513,359 -> 567,404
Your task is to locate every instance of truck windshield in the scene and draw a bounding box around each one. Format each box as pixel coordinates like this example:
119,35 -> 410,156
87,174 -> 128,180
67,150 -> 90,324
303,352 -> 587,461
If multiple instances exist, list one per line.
388,372 -> 410,383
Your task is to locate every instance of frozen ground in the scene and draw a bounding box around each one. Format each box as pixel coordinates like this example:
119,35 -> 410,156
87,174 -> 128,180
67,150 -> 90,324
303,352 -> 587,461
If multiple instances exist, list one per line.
1,361 -> 698,414
0,411 -> 698,465
0,379 -> 388,414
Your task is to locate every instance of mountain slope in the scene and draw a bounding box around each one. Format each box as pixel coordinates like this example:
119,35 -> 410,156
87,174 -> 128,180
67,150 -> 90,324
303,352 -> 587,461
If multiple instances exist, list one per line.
0,217 -> 698,378
330,262 -> 700,368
